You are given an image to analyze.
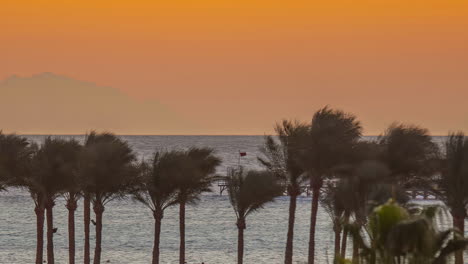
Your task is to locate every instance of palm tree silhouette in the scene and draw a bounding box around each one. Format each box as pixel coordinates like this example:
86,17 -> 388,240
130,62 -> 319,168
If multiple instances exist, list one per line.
377,123 -> 439,185
59,140 -> 82,264
320,180 -> 346,262
131,151 -> 183,264
227,168 -> 283,264
299,107 -> 362,264
437,132 -> 468,264
258,120 -> 308,264
30,137 -> 81,264
80,132 -> 137,264
0,133 -> 39,262
172,147 -> 221,264
0,132 -> 32,191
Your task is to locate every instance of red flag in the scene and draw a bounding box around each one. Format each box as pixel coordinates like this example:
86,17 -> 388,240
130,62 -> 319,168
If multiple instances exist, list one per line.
239,152 -> 247,157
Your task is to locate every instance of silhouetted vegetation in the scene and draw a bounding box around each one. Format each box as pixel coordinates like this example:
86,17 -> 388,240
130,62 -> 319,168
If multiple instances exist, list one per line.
81,132 -> 138,264
258,120 -> 308,264
227,167 -> 283,264
0,107 -> 467,264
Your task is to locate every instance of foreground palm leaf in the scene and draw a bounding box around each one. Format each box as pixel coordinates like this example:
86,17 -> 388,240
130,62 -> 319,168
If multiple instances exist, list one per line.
350,200 -> 468,264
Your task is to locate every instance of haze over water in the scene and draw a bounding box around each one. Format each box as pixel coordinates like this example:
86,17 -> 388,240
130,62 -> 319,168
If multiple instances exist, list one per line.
0,136 -> 466,263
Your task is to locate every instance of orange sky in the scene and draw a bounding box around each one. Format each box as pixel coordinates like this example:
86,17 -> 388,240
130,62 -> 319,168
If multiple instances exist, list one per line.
2,0 -> 468,135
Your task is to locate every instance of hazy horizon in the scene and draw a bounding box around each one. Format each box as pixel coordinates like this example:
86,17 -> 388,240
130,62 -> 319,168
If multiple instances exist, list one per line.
1,73 -> 467,135
3,1 -> 468,135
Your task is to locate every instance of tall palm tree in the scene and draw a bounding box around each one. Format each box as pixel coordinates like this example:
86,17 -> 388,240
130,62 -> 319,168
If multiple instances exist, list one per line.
258,120 -> 308,264
80,132 -> 137,264
31,137 -> 81,264
227,168 -> 283,264
172,147 -> 221,264
299,107 -> 363,264
131,151 -> 182,264
337,141 -> 382,260
0,133 -> 38,262
81,131 -> 121,264
437,132 -> 468,264
60,140 -> 83,264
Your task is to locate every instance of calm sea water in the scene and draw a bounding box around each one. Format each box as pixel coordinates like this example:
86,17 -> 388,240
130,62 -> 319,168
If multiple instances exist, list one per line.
0,136 -> 466,264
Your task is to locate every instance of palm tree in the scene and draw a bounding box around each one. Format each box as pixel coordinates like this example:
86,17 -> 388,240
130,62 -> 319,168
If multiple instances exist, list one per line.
0,133 -> 39,262
131,151 -> 182,264
0,132 -> 33,190
377,123 -> 439,184
31,137 -> 81,264
347,161 -> 411,264
258,120 -> 308,264
172,147 -> 221,264
60,140 -> 83,264
81,131 -> 120,264
320,181 -> 346,262
80,132 -> 137,264
227,168 -> 283,264
437,132 -> 468,264
299,107 -> 363,264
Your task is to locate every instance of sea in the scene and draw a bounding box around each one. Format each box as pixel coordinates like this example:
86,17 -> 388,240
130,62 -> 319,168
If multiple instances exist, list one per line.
0,136 -> 466,264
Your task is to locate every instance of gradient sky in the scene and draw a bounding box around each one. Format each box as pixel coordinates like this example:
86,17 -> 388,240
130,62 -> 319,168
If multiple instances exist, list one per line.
2,1 -> 468,134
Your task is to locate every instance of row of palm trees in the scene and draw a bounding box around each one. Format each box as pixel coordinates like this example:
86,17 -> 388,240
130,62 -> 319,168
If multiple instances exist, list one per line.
257,108 -> 467,264
0,106 -> 467,264
0,132 -> 221,264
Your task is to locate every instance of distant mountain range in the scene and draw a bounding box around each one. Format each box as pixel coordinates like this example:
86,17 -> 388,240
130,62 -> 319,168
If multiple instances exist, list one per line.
0,73 -> 197,134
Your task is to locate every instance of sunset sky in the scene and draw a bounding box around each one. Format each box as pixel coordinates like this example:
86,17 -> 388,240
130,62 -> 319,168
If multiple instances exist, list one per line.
2,0 -> 468,135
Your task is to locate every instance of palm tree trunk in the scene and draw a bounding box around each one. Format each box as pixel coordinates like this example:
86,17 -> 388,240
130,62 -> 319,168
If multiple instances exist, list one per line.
237,217 -> 246,264
352,236 -> 359,264
66,197 -> 78,264
179,202 -> 186,264
340,214 -> 350,258
453,214 -> 465,264
46,199 -> 55,264
334,223 -> 341,263
152,210 -> 163,264
35,204 -> 45,264
308,180 -> 322,264
93,201 -> 104,264
84,193 -> 91,264
284,194 -> 297,264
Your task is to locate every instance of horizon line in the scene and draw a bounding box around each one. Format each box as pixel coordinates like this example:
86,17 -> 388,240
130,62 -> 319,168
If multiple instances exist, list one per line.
14,133 -> 448,137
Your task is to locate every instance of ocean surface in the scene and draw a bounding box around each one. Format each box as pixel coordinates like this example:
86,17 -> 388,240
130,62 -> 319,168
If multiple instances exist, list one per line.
0,136 -> 466,264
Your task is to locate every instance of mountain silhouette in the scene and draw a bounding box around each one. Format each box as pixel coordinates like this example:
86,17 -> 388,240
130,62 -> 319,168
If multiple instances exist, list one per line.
0,73 -> 197,134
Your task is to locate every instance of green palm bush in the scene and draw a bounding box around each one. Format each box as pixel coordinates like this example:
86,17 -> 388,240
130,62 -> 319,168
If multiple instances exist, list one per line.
348,200 -> 467,264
